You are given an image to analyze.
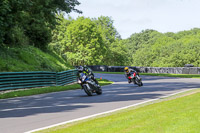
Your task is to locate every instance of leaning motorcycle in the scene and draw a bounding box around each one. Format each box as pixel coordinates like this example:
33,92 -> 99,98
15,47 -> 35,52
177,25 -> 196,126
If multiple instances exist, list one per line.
78,72 -> 102,96
128,71 -> 143,86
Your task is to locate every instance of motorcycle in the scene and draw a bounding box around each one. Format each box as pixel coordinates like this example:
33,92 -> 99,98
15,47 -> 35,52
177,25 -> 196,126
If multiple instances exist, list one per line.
128,71 -> 143,86
78,72 -> 102,96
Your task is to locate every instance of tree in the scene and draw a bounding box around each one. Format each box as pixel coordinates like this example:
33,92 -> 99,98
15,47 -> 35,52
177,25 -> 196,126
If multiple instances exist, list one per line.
93,16 -> 122,65
0,0 -> 81,48
49,15 -> 125,66
125,28 -> 200,67
107,39 -> 129,66
94,16 -> 121,43
24,0 -> 81,48
49,14 -> 74,55
0,0 -> 31,45
63,17 -> 105,65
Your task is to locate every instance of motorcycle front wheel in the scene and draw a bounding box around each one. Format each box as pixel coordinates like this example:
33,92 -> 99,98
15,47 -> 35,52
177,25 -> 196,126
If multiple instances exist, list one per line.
135,78 -> 143,87
83,85 -> 93,96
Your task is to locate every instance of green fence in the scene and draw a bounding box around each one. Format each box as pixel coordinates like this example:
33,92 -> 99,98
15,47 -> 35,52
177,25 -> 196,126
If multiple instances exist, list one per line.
56,70 -> 78,86
0,69 -> 78,91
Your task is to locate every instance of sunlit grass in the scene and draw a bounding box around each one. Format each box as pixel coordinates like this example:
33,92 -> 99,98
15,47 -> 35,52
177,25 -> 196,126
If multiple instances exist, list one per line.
37,91 -> 200,133
141,73 -> 200,78
97,78 -> 113,86
0,45 -> 72,72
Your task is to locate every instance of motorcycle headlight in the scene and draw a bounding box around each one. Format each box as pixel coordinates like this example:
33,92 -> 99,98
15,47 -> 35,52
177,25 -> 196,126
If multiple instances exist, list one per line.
82,75 -> 87,82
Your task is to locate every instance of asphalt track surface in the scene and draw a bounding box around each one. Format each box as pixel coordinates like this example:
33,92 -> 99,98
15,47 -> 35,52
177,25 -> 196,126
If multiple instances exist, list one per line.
0,74 -> 200,133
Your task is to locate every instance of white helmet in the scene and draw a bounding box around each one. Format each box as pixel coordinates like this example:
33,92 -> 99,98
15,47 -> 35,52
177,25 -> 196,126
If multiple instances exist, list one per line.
78,66 -> 83,72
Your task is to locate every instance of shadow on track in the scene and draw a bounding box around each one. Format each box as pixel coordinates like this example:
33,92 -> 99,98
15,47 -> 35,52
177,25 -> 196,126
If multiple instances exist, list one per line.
0,74 -> 199,118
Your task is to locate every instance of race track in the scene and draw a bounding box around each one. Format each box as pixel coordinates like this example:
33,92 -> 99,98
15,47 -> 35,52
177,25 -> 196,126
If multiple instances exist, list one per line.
0,73 -> 200,133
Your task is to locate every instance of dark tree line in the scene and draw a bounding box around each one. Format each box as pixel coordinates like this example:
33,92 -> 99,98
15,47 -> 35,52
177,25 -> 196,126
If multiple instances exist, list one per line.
0,0 -> 81,48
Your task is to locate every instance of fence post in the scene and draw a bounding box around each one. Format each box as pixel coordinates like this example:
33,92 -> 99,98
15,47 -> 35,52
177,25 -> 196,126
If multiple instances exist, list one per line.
56,72 -> 58,86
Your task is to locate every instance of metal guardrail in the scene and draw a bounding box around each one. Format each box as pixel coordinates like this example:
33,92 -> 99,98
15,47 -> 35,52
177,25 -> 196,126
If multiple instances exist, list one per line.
0,69 -> 78,91
88,65 -> 200,74
56,70 -> 78,86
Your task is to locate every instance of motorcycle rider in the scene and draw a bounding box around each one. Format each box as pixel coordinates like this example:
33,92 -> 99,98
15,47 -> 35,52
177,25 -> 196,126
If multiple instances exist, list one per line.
124,67 -> 136,83
77,65 -> 100,87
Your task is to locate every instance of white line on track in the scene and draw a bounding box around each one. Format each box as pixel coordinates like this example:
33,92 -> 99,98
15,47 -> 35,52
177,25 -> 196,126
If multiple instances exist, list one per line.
25,89 -> 194,133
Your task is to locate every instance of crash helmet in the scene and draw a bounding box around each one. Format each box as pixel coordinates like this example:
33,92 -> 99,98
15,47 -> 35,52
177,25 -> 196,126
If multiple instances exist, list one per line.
124,67 -> 129,72
78,66 -> 84,72
83,65 -> 89,71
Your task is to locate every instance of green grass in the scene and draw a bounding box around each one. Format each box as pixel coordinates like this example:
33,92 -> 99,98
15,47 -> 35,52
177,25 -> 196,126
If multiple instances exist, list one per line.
37,90 -> 200,133
94,71 -> 200,78
0,45 -> 72,72
96,78 -> 113,86
141,73 -> 200,78
0,78 -> 113,99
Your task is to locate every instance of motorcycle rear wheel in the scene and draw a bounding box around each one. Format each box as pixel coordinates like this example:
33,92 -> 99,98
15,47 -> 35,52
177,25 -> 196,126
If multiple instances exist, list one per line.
96,87 -> 102,95
138,82 -> 143,86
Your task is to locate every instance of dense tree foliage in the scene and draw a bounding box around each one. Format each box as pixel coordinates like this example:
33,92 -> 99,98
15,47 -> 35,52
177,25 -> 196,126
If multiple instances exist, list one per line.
50,15 -> 200,67
64,17 -> 105,65
106,39 -> 129,66
49,15 -> 126,66
93,16 -> 123,65
1,0 -> 200,68
0,0 -> 81,48
125,28 -> 200,67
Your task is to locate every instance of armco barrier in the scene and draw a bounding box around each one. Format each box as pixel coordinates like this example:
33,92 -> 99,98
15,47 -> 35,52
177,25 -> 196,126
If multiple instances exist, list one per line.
87,65 -> 108,72
56,70 -> 78,86
0,69 -> 78,91
88,66 -> 200,74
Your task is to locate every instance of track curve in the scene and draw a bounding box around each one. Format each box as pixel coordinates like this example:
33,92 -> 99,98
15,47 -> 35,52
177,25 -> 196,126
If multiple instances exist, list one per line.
0,74 -> 200,133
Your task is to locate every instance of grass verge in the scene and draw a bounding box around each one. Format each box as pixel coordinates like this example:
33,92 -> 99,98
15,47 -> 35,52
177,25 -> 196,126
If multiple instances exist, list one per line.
36,89 -> 200,133
94,71 -> 200,78
141,73 -> 200,78
0,78 -> 113,99
0,45 -> 72,72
